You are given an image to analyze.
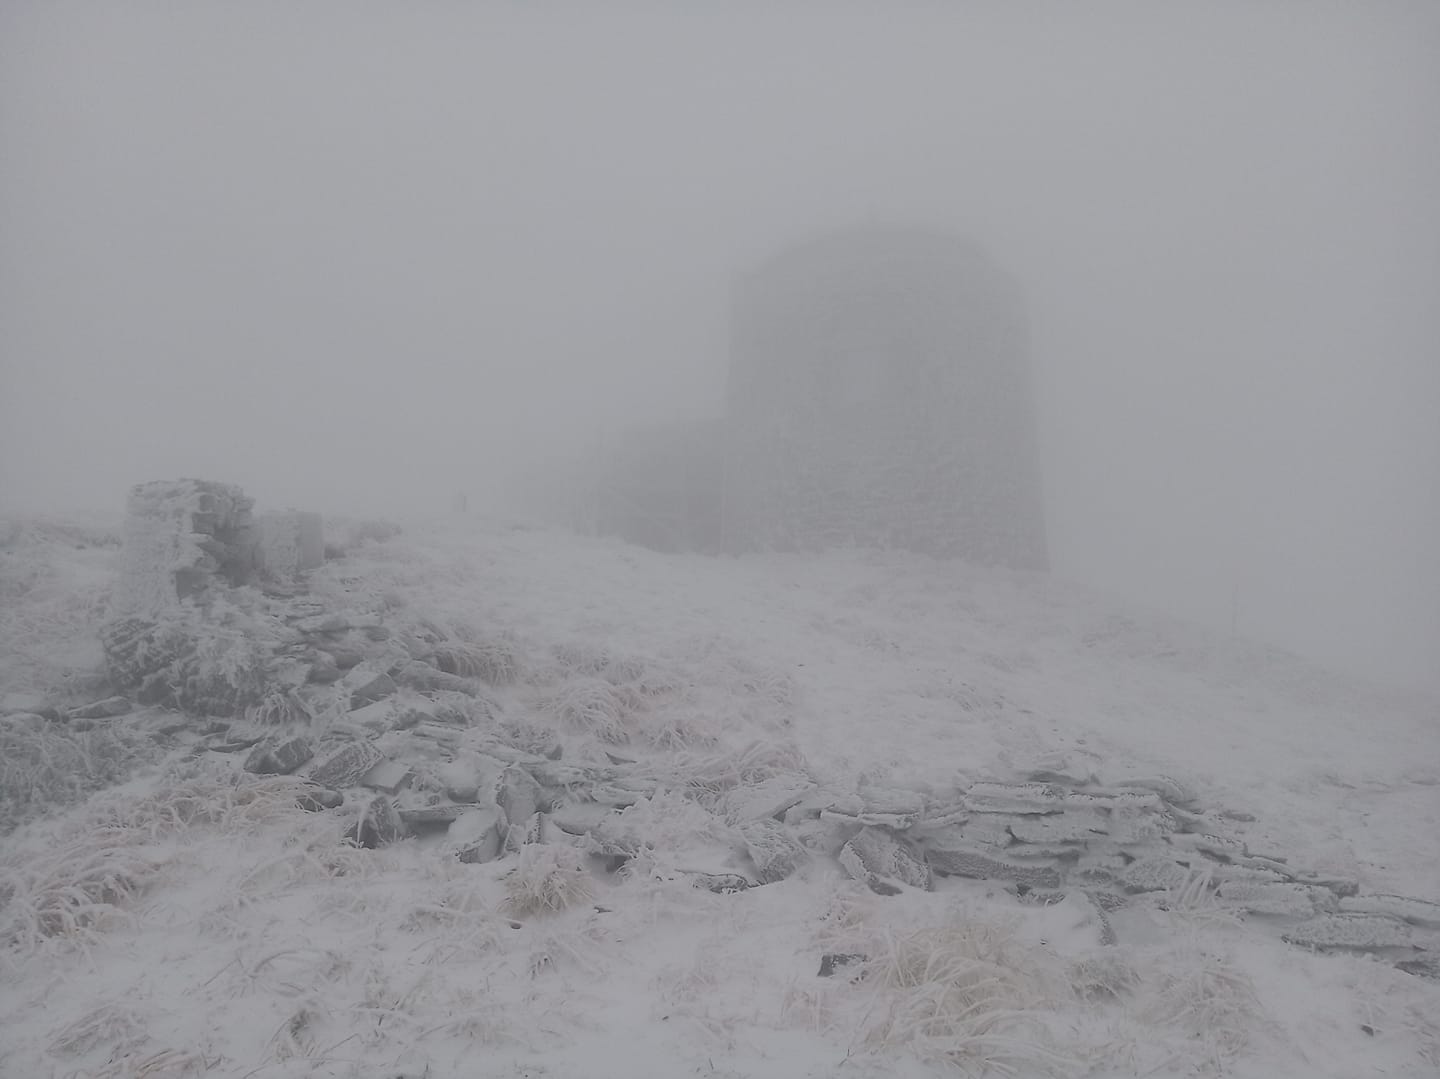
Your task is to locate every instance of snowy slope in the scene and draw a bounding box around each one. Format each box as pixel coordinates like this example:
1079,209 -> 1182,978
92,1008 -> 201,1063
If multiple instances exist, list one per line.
2,513 -> 1437,1078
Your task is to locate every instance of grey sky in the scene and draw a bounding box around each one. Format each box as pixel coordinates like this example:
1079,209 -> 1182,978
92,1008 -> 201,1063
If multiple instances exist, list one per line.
2,2 -> 1437,689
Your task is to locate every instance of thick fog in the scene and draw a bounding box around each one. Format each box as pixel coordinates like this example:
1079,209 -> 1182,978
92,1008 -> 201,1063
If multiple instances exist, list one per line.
2,2 -> 1437,691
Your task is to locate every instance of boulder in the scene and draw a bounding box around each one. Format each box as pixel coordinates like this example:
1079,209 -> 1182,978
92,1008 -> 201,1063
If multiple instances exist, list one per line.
67,696 -> 132,720
340,665 -> 397,708
349,796 -> 405,849
243,736 -> 314,776
360,759 -> 413,794
737,818 -> 806,884
923,838 -> 1062,889
308,740 -> 385,789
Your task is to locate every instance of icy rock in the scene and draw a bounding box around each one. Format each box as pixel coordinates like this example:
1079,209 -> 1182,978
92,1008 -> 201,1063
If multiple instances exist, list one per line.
1395,956 -> 1440,980
1118,856 -> 1195,894
549,802 -> 619,837
737,817 -> 807,884
308,740 -> 385,789
307,652 -> 343,684
393,660 -> 480,696
244,736 -> 314,776
691,873 -> 751,894
296,787 -> 343,812
963,782 -> 1067,815
1339,894 -> 1440,930
923,839 -> 1062,889
1064,789 -> 1164,813
817,953 -> 867,978
323,644 -> 366,670
723,773 -> 816,822
347,698 -> 399,732
1109,775 -> 1196,806
1168,832 -> 1247,859
349,796 -> 405,849
361,759 -> 413,794
1007,810 -> 1109,845
1282,914 -> 1424,951
495,766 -> 544,828
67,696 -> 132,720
838,826 -> 933,895
1217,880 -> 1337,917
340,665 -> 397,708
398,804 -> 476,831
452,807 -> 504,863
951,817 -> 1018,849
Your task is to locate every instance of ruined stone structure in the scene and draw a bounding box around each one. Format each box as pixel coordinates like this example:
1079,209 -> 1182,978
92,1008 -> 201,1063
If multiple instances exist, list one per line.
723,226 -> 1048,569
114,480 -> 325,617
115,479 -> 259,615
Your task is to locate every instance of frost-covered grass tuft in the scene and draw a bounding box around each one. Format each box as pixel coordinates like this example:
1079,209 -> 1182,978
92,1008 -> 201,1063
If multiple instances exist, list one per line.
0,712 -> 160,834
502,844 -> 595,917
432,638 -> 521,685
1138,944 -> 1264,1072
542,677 -> 638,744
856,917 -> 1078,1077
0,832 -> 165,955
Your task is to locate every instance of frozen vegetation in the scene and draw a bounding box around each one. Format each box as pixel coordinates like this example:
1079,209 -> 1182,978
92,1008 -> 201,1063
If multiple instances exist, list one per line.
1,507 -> 1437,1078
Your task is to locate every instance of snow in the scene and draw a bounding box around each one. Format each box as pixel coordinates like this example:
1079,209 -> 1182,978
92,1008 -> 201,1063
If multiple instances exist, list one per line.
2,512 -> 1438,1077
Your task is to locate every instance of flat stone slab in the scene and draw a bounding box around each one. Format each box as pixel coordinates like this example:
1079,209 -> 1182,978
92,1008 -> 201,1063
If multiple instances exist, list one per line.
737,817 -> 806,884
1339,894 -> 1440,930
838,826 -> 933,895
1119,856 -> 1195,894
309,740 -> 385,789
349,796 -> 405,848
1008,810 -> 1110,845
244,736 -> 314,776
691,873 -> 751,894
723,774 -> 816,822
1282,913 -> 1428,951
963,782 -> 1067,815
1217,880 -> 1337,917
922,839 -> 1062,889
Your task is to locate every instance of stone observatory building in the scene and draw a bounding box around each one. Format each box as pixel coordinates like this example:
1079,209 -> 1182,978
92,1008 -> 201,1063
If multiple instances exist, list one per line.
722,225 -> 1048,569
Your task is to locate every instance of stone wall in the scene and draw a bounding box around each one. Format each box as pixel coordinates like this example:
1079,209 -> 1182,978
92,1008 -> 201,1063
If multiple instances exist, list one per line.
114,479 -> 257,615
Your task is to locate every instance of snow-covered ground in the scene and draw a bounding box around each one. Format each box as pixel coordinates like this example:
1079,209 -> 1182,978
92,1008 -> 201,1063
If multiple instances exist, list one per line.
2,513 -> 1437,1078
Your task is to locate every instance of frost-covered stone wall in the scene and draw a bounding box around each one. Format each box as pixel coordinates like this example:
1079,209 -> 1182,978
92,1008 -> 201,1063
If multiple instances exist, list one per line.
724,226 -> 1048,570
114,479 -> 257,615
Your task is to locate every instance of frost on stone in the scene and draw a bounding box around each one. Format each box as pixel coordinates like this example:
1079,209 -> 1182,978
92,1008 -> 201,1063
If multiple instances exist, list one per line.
1281,914 -> 1422,951
1119,856 -> 1194,894
1007,810 -> 1109,844
923,838 -> 1062,889
1216,880 -> 1336,917
963,781 -> 1067,815
308,741 -> 385,790
837,826 -> 932,895
1339,894 -> 1440,930
737,817 -> 807,884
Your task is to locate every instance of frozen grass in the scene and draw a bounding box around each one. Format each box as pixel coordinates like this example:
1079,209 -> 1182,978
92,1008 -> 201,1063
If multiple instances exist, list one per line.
502,844 -> 595,917
0,516 -> 116,696
1137,943 -> 1264,1073
541,677 -> 638,744
0,712 -> 161,834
